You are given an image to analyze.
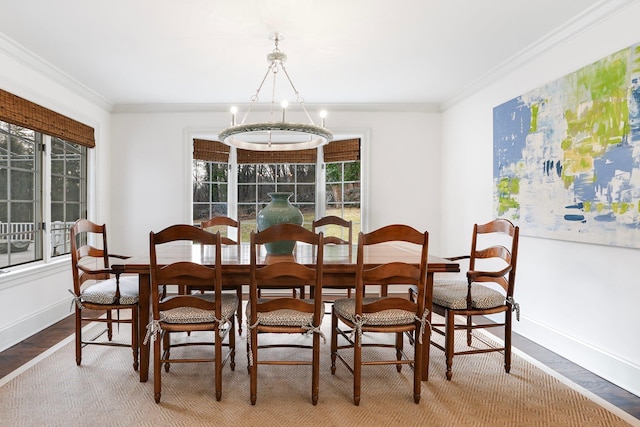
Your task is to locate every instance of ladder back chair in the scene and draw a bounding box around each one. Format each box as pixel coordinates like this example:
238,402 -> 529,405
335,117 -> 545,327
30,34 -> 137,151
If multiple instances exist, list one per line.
311,215 -> 354,298
414,218 -> 520,380
247,223 -> 324,405
69,219 -> 139,370
331,224 -> 430,405
145,224 -> 237,403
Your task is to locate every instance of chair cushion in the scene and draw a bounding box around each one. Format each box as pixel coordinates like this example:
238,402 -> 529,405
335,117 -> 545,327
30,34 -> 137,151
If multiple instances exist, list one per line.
333,297 -> 415,326
246,299 -> 325,327
432,279 -> 506,310
161,293 -> 238,324
81,275 -> 139,305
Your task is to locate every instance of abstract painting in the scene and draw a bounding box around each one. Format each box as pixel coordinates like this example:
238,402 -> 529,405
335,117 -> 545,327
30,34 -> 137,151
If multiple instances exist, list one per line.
493,42 -> 640,248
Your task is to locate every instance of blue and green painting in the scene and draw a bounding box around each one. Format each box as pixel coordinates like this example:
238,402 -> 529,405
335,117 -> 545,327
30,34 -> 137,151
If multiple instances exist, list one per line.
493,42 -> 640,248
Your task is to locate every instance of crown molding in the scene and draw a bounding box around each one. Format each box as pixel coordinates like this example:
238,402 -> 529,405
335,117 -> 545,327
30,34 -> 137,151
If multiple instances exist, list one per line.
111,102 -> 441,114
441,0 -> 638,111
0,32 -> 113,112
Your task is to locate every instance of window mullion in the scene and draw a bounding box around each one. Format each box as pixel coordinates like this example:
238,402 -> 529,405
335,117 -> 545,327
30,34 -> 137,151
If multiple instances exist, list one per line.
316,146 -> 326,219
42,135 -> 52,262
228,148 -> 238,241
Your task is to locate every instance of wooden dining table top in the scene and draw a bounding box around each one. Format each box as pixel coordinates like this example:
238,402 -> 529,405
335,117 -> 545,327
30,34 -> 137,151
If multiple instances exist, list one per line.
114,241 -> 460,275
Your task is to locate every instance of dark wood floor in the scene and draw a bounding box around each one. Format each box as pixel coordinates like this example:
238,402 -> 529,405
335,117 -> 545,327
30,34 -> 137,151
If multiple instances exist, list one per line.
1,312 -> 639,421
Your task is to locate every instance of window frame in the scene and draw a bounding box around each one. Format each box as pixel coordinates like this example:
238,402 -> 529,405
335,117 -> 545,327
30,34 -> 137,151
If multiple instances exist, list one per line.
0,120 -> 88,271
190,132 -> 368,238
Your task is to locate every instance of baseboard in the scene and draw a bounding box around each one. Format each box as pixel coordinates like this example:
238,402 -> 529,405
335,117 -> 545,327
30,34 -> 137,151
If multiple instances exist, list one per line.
512,316 -> 640,398
0,299 -> 70,353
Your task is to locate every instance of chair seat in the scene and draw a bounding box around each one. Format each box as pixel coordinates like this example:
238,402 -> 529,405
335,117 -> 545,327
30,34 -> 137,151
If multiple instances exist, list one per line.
81,275 -> 139,305
161,293 -> 238,324
333,297 -> 415,326
246,299 -> 325,327
432,279 -> 505,310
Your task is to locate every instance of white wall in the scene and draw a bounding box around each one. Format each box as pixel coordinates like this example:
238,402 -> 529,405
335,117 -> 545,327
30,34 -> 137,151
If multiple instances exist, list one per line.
0,39 -> 113,351
110,109 -> 443,255
441,3 -> 640,396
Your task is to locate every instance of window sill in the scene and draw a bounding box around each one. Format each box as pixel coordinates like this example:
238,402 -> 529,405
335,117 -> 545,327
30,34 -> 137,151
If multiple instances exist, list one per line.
0,257 -> 70,291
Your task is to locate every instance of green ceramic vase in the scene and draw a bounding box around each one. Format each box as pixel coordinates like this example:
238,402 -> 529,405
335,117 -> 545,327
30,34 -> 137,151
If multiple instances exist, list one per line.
256,192 -> 304,254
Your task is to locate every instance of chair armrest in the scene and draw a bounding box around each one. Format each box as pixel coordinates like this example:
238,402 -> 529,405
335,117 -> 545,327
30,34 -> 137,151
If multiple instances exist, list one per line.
77,264 -> 114,275
466,265 -> 512,282
445,255 -> 470,262
109,254 -> 130,260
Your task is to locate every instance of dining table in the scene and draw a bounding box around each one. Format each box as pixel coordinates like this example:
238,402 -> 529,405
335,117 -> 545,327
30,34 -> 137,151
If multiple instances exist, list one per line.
112,241 -> 459,383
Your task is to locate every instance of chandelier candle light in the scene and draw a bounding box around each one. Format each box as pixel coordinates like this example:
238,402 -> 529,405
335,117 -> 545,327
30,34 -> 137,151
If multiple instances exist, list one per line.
218,32 -> 333,151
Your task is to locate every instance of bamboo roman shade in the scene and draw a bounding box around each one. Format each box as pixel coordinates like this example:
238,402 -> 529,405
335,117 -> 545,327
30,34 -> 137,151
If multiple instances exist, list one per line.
236,148 -> 317,164
192,138 -> 361,164
323,138 -> 360,163
193,139 -> 230,162
0,88 -> 95,147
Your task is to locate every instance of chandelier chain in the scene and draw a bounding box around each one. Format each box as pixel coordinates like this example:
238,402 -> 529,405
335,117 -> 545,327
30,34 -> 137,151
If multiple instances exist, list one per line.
219,31 -> 332,151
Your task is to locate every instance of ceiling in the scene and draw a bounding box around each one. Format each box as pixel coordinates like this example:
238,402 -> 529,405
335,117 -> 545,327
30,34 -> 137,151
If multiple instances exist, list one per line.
0,0 -> 626,110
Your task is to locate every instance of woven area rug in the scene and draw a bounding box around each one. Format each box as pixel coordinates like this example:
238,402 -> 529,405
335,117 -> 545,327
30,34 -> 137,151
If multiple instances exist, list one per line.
0,314 -> 637,427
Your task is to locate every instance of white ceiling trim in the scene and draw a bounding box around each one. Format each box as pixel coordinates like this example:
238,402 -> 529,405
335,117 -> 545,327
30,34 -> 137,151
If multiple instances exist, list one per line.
112,102 -> 441,114
0,32 -> 113,112
442,0 -> 638,110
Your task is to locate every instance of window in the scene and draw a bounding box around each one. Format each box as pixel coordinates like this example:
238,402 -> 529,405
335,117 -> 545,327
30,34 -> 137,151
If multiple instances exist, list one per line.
326,160 -> 361,236
192,138 -> 361,242
193,160 -> 228,220
0,88 -> 95,270
0,121 -> 88,269
50,137 -> 88,256
237,163 -> 316,239
0,122 -> 42,268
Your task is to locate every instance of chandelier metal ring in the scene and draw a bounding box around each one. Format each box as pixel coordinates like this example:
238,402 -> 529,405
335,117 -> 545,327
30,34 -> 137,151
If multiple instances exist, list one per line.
219,122 -> 332,151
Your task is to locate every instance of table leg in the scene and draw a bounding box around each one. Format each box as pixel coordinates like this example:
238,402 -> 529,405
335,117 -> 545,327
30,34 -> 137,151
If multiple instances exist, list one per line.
138,273 -> 150,382
421,272 -> 434,381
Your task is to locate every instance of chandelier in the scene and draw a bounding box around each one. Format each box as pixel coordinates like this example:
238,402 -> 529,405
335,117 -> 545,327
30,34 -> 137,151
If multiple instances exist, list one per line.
218,32 -> 333,151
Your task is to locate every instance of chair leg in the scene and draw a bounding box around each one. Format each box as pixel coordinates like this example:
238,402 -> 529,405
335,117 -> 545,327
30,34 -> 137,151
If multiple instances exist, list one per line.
75,307 -> 82,366
229,317 -> 236,371
215,329 -> 222,401
353,329 -> 362,406
422,319 -> 431,381
246,333 -> 251,374
312,332 -> 320,405
163,331 -> 171,372
153,333 -> 162,403
445,309 -> 455,381
413,328 -> 423,404
131,306 -> 139,371
249,327 -> 258,405
106,310 -> 113,341
330,307 -> 338,375
395,331 -> 403,372
505,310 -> 512,373
466,315 -> 473,346
236,288 -> 243,336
